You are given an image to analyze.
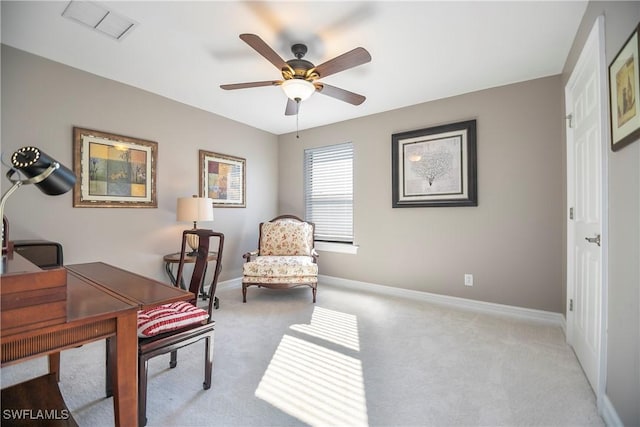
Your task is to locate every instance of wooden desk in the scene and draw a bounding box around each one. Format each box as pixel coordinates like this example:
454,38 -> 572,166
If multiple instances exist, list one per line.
1,258 -> 194,427
2,256 -> 138,426
66,262 -> 193,310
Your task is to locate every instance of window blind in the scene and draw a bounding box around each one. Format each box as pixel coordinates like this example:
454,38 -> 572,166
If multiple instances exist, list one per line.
304,142 -> 353,243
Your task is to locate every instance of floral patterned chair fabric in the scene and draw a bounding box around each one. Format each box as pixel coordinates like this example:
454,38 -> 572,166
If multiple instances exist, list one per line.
242,215 -> 318,303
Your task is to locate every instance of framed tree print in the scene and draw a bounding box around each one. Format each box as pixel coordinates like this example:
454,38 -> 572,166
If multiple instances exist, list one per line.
392,120 -> 477,207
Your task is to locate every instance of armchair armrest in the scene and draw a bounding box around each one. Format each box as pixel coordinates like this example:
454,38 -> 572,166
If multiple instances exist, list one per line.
311,248 -> 319,263
243,250 -> 259,262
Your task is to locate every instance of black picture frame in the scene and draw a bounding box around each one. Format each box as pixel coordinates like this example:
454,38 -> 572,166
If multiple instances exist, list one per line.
392,120 -> 477,208
609,23 -> 640,152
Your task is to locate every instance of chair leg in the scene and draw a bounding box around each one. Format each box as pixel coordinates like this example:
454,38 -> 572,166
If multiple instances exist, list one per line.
242,283 -> 247,303
203,334 -> 214,390
312,285 -> 317,303
139,355 -> 148,427
170,350 -> 177,368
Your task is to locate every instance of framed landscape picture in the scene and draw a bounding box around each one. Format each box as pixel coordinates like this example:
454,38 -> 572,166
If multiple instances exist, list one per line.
199,150 -> 246,208
73,127 -> 157,207
392,120 -> 477,207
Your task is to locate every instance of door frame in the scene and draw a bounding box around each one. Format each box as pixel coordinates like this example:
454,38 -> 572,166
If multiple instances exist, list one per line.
565,15 -> 609,410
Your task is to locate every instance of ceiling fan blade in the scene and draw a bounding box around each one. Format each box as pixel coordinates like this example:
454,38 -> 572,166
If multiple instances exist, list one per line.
316,83 -> 366,105
314,47 -> 371,79
220,81 -> 280,90
239,33 -> 287,70
285,98 -> 299,116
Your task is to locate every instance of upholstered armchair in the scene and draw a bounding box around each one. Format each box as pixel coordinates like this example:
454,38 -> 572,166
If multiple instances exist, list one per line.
242,215 -> 319,303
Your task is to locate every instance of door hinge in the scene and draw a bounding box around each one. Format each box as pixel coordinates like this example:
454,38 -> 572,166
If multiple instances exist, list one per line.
569,207 -> 574,220
569,299 -> 574,311
566,114 -> 573,128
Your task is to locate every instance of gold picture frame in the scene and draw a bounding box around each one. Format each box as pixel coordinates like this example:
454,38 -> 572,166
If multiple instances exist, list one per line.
198,150 -> 246,208
73,127 -> 158,207
609,23 -> 640,152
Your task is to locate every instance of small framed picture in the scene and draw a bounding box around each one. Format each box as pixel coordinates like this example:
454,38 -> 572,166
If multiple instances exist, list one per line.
392,120 -> 477,208
199,150 -> 246,208
73,127 -> 157,207
609,23 -> 640,152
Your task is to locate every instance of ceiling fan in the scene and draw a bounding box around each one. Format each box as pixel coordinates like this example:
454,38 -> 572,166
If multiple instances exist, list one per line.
220,34 -> 371,116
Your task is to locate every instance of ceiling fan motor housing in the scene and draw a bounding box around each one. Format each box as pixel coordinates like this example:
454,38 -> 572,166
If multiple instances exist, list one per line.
283,58 -> 315,79
281,43 -> 319,81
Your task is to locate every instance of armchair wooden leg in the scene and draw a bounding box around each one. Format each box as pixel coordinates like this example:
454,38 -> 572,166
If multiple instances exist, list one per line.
242,284 -> 247,303
203,334 -> 214,390
312,286 -> 317,303
170,350 -> 177,368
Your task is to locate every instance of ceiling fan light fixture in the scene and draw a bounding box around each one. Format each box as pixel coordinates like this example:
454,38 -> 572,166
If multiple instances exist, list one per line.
281,79 -> 315,102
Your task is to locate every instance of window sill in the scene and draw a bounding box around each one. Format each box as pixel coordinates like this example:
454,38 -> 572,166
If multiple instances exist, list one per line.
314,241 -> 359,254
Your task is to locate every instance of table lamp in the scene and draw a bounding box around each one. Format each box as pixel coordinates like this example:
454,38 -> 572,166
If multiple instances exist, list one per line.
1,146 -> 76,257
177,195 -> 214,255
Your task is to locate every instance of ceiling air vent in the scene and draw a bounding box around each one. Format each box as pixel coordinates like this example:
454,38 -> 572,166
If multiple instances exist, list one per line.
62,1 -> 136,41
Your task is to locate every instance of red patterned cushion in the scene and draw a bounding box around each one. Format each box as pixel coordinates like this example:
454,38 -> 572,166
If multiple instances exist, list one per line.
137,301 -> 209,338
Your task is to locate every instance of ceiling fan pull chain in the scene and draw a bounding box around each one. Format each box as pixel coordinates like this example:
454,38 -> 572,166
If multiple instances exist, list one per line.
296,101 -> 300,139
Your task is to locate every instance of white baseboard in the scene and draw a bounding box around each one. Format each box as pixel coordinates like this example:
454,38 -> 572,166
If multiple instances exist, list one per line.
559,312 -> 567,336
600,393 -> 623,427
216,274 -> 564,327
319,274 -> 565,327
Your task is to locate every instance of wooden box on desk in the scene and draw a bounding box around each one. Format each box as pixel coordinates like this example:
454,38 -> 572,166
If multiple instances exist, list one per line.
1,253 -> 67,335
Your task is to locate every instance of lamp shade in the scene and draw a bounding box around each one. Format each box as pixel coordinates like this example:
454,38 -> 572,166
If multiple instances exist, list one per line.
10,147 -> 76,195
281,79 -> 315,102
177,197 -> 214,223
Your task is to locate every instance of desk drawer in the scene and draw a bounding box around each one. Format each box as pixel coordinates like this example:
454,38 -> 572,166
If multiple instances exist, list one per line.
1,268 -> 67,335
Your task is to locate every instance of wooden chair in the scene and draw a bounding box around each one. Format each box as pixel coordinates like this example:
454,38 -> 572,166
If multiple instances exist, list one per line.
242,215 -> 318,302
106,229 -> 224,426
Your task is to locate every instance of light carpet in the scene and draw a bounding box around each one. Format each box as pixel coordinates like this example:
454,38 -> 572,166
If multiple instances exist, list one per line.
1,282 -> 604,426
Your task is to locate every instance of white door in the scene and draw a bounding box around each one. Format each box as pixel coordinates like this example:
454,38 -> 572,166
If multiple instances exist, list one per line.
565,16 -> 607,396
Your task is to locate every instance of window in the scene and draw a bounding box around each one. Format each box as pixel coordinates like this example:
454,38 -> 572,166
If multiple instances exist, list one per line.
304,142 -> 353,244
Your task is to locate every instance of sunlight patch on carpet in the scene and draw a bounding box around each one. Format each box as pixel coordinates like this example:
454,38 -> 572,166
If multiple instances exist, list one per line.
255,335 -> 368,426
290,306 -> 360,351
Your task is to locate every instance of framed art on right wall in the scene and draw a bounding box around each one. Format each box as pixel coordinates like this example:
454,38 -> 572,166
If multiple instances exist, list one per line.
609,22 -> 640,152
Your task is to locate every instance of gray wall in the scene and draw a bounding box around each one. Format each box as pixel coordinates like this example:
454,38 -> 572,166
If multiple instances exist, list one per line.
1,45 -> 279,282
562,2 -> 640,425
279,75 -> 565,313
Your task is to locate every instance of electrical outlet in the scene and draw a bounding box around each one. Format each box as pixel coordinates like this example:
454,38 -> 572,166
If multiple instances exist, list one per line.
464,274 -> 473,287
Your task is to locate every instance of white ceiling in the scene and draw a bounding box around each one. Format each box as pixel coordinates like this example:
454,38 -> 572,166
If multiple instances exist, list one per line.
1,1 -> 587,135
